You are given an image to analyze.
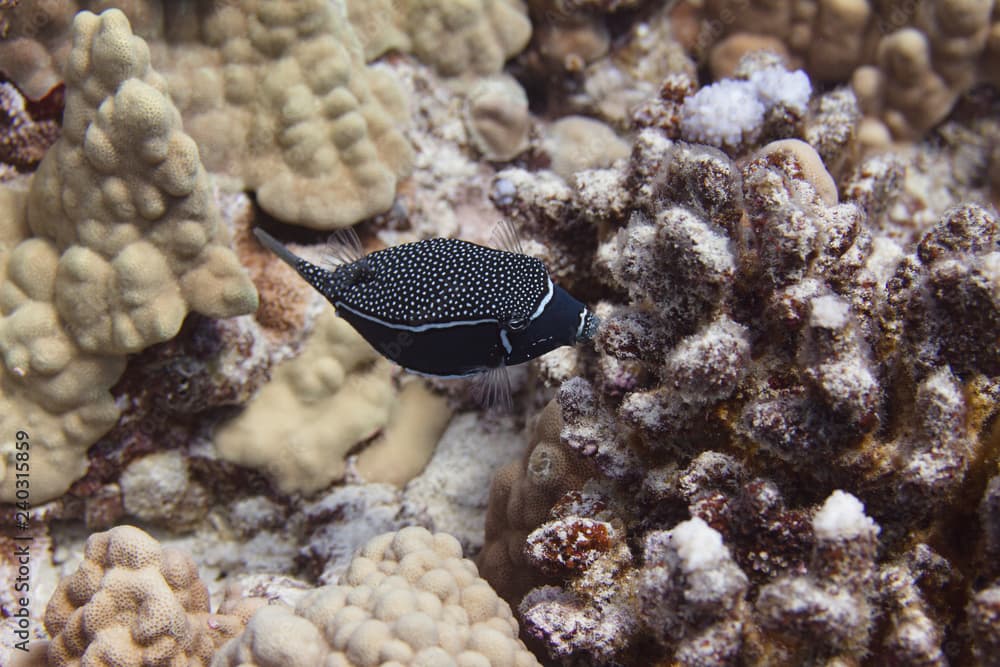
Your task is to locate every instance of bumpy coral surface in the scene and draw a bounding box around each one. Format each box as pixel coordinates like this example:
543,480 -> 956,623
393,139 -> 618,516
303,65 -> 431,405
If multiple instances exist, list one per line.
686,0 -> 1000,140
485,60 -> 1000,661
0,0 -> 416,230
349,0 -> 532,77
44,525 -> 257,666
478,399 -> 595,602
214,310 -> 451,495
0,8 -> 256,503
4,3 -> 1000,666
28,9 -> 258,354
214,526 -> 539,667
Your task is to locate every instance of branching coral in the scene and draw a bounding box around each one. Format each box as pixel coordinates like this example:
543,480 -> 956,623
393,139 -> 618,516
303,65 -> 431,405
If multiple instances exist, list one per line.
484,64 -> 1000,662
755,491 -> 880,663
637,518 -> 749,664
0,80 -> 61,180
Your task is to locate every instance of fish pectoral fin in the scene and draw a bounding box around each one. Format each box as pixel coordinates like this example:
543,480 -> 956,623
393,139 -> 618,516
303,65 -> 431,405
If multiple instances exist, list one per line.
472,365 -> 513,412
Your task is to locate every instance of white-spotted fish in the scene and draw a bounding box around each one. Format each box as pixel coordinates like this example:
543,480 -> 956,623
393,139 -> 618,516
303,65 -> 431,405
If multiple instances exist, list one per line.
254,224 -> 600,407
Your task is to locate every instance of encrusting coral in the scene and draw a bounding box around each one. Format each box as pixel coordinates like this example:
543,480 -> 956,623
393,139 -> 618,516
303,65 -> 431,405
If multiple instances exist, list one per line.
213,525 -> 540,667
214,310 -> 451,495
43,525 -> 262,666
0,8 -> 257,503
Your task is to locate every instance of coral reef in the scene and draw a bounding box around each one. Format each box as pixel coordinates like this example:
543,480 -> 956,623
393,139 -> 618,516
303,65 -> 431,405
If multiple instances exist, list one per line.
482,53 -> 1000,661
214,310 -> 451,495
3,2 -> 1000,666
214,526 -> 540,666
43,525 -> 261,666
0,8 -> 256,503
685,0 -> 1000,140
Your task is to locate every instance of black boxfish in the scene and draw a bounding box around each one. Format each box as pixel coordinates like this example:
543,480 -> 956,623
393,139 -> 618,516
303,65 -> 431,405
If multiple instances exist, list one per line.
254,224 -> 600,407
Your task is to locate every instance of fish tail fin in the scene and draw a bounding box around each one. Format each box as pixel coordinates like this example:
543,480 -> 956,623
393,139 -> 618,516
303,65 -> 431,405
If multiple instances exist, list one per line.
255,227 -> 345,302
254,228 -> 303,270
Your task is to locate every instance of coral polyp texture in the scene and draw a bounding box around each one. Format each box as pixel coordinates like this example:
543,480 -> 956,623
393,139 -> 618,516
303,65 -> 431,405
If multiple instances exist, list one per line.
214,310 -> 452,495
213,526 -> 540,667
44,525 -> 260,666
0,8 -> 257,503
347,0 -> 532,77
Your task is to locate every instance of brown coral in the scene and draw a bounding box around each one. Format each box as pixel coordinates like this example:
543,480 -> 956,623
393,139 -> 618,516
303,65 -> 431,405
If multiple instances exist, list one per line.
0,79 -> 61,179
478,399 -> 595,601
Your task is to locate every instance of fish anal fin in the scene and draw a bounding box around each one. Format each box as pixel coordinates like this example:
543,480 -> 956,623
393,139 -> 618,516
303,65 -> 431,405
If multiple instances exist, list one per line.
490,219 -> 524,255
472,365 -> 513,412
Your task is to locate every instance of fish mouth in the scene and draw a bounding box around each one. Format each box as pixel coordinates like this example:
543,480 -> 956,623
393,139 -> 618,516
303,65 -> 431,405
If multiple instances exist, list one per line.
579,311 -> 601,341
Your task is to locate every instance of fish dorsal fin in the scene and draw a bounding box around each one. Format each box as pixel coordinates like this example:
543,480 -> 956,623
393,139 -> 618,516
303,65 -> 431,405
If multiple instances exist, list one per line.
490,219 -> 524,255
472,365 -> 513,412
323,226 -> 367,268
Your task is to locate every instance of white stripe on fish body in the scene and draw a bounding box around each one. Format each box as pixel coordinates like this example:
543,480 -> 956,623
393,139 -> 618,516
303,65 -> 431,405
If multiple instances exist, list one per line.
331,274 -> 553,334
